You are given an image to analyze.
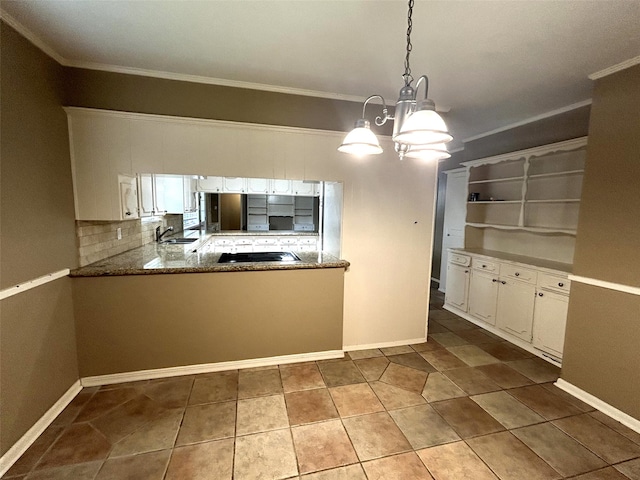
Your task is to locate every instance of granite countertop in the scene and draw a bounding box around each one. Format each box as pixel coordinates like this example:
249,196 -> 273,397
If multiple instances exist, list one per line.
70,240 -> 349,277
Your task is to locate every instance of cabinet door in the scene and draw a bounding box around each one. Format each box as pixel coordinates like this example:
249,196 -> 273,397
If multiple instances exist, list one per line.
532,290 -> 569,358
157,174 -> 185,214
119,175 -> 139,220
183,177 -> 198,213
247,178 -> 270,194
270,179 -> 292,195
468,270 -> 498,325
138,173 -> 155,217
496,279 -> 536,341
291,180 -> 317,196
445,264 -> 470,312
197,176 -> 224,192
223,177 -> 247,193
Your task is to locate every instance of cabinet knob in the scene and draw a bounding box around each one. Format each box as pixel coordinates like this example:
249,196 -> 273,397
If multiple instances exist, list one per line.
501,280 -> 506,285
538,292 -> 544,297
125,211 -> 131,216
482,264 -> 486,268
558,282 -> 564,287
492,279 -> 497,283
515,272 -> 520,277
465,270 -> 469,273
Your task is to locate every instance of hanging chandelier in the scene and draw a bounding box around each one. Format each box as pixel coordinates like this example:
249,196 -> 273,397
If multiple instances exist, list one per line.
338,0 -> 452,161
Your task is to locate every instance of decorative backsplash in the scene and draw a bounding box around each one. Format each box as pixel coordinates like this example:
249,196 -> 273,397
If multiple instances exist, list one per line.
76,215 -> 183,266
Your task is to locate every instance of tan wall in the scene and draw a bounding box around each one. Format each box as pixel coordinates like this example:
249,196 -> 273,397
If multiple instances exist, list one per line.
0,22 -> 80,455
1,22 -> 78,287
561,64 -> 640,421
572,66 -> 640,287
0,279 -> 79,454
65,67 -> 394,136
562,284 -> 640,418
72,269 -> 344,376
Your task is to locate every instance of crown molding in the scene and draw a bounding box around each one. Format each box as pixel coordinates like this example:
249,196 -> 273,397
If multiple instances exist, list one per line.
0,8 -> 66,64
462,99 -> 592,144
589,55 -> 640,80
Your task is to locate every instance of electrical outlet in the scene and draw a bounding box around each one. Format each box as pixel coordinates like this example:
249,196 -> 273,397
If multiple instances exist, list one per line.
117,227 -> 122,240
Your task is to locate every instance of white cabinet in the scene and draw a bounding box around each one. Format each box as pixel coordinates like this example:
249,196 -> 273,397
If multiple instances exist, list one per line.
138,173 -> 156,217
444,249 -> 571,364
183,177 -> 198,213
445,263 -> 470,312
118,174 -> 139,220
247,178 -> 270,194
468,269 -> 499,325
197,176 -> 224,192
291,180 -> 320,196
532,289 -> 569,359
223,177 -> 247,193
156,175 -> 185,214
496,278 -> 536,342
270,179 -> 292,195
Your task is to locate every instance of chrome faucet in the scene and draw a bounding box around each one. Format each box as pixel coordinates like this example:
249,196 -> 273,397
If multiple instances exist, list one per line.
155,226 -> 174,242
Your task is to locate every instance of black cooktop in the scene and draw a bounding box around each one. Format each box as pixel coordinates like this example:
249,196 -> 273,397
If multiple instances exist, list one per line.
217,252 -> 301,264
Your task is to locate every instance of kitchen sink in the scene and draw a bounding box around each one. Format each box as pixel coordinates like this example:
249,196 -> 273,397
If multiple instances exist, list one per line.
218,252 -> 301,263
161,238 -> 198,244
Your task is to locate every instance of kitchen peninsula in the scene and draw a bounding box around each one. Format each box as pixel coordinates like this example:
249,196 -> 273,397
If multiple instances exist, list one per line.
70,233 -> 349,382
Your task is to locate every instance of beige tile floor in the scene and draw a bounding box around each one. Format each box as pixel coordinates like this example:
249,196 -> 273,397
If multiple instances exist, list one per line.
4,289 -> 640,480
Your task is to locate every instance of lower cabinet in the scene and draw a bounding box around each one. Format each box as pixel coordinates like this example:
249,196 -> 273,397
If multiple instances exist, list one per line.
496,278 -> 536,342
444,249 -> 570,363
468,269 -> 498,325
445,263 -> 470,312
532,289 -> 569,358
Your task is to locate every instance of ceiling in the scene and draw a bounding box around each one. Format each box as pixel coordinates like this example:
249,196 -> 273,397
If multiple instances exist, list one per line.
2,0 -> 639,150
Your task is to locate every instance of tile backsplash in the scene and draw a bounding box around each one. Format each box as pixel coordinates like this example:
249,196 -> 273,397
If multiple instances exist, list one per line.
76,215 -> 183,266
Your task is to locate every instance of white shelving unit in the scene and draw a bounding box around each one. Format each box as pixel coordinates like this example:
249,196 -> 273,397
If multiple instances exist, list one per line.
463,137 -> 588,236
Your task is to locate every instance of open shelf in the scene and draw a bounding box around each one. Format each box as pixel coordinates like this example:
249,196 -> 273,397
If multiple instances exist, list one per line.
469,200 -> 522,205
467,222 -> 577,235
528,169 -> 584,179
525,199 -> 580,204
469,176 -> 524,185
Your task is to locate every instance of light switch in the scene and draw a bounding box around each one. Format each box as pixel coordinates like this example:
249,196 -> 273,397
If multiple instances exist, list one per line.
117,227 -> 122,240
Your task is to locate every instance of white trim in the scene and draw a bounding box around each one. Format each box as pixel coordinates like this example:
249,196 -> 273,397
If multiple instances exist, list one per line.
568,275 -> 640,297
430,277 -> 440,285
63,106 -> 348,139
344,337 -> 426,352
555,379 -> 640,434
0,8 -> 67,65
463,100 -> 592,144
0,269 -> 70,301
81,350 -> 344,387
589,56 -> 640,80
65,59 -> 370,104
0,380 -> 82,477
461,136 -> 588,168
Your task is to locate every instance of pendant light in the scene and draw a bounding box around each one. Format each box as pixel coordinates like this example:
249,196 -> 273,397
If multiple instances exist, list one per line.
338,0 -> 452,160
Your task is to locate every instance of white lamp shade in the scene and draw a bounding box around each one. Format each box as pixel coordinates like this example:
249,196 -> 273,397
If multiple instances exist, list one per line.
393,109 -> 453,146
405,143 -> 451,161
338,126 -> 383,156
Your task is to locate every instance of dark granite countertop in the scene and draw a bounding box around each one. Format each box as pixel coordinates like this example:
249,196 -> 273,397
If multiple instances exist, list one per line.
70,241 -> 349,277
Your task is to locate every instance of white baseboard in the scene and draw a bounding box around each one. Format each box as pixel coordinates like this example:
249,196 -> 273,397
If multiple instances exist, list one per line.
555,379 -> 640,434
0,380 -> 82,477
344,337 -> 426,352
81,349 -> 344,387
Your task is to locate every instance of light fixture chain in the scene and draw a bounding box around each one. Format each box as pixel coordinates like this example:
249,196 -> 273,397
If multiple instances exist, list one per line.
404,0 -> 414,85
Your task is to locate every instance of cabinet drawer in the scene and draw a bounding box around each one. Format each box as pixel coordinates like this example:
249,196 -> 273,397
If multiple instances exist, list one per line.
255,238 -> 278,246
279,237 -> 298,246
298,237 -> 318,245
538,272 -> 570,293
234,238 -> 253,246
213,238 -> 234,246
449,252 -> 471,267
501,264 -> 537,284
472,258 -> 499,273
